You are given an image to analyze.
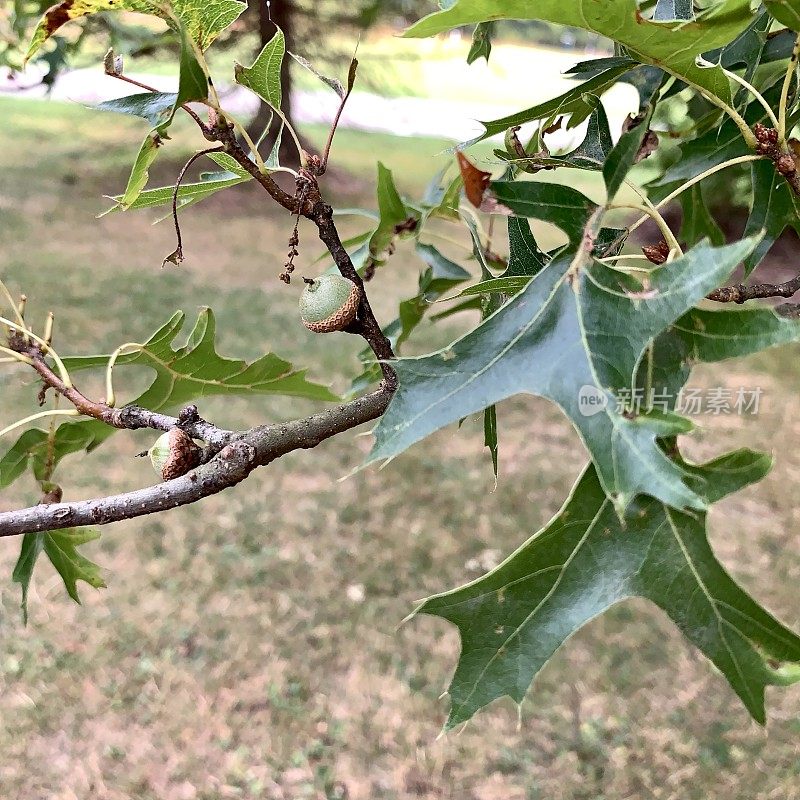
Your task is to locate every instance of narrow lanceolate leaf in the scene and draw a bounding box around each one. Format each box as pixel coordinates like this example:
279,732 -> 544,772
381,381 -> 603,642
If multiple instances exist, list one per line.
102,153 -> 251,215
366,233 -> 759,514
416,450 -> 800,729
119,130 -> 164,209
0,310 -> 338,491
25,0 -> 246,62
235,29 -> 285,109
404,0 -> 755,106
13,528 -> 105,621
369,162 -> 414,260
741,160 -> 800,276
94,92 -> 179,128
453,276 -> 531,299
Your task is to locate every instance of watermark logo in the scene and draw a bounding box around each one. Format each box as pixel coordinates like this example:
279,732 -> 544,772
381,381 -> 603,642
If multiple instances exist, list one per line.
578,385 -> 609,417
577,385 -> 764,417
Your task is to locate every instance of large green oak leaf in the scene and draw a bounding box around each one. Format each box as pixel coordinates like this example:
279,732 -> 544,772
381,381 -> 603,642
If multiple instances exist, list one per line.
366,213 -> 758,513
415,450 -> 800,729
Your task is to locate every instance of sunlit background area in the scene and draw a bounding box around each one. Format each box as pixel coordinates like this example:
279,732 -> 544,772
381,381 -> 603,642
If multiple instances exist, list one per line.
1,2 -> 799,798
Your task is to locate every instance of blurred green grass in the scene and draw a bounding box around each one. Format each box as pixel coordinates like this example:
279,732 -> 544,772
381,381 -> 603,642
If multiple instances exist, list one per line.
0,95 -> 799,800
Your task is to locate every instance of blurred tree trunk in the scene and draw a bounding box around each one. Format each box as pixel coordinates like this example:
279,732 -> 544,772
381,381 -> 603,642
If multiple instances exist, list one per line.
247,0 -> 302,163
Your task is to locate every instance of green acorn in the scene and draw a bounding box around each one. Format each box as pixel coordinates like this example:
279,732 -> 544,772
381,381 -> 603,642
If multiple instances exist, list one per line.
148,428 -> 202,481
299,274 -> 360,333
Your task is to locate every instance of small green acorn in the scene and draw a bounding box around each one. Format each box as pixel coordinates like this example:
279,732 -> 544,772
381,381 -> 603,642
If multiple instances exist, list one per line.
299,274 -> 360,333
148,428 -> 202,481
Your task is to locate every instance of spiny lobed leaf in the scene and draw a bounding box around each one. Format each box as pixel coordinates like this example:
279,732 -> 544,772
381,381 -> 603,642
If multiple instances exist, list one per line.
495,96 -> 613,173
416,450 -> 800,729
0,309 -> 338,491
404,0 -> 755,106
64,308 -> 341,408
13,528 -> 105,622
367,212 -> 759,513
367,173 -> 756,511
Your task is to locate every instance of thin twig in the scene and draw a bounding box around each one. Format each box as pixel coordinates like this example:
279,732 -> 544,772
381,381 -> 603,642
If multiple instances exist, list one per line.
778,34 -> 800,147
321,58 -> 358,172
707,274 -> 800,304
627,155 -> 765,236
0,387 -> 393,536
8,339 -> 231,446
163,146 -> 224,267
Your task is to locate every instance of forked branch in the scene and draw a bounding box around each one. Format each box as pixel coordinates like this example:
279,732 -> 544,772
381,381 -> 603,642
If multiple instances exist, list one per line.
0,388 -> 392,536
0,115 -> 396,536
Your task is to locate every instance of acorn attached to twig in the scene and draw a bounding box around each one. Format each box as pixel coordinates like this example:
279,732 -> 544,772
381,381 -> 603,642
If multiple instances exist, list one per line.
148,428 -> 202,481
299,274 -> 361,333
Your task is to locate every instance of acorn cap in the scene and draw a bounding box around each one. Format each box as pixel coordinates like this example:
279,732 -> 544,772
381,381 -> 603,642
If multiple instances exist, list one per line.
148,428 -> 202,481
299,274 -> 360,333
